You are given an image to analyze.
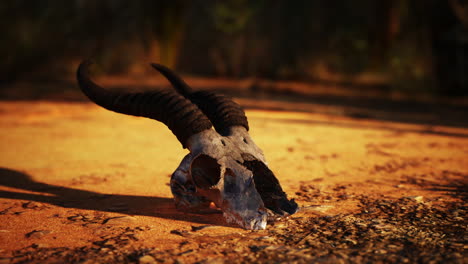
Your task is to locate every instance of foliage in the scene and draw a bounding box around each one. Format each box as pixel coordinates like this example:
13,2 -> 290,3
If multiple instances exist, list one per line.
1,0 -> 466,94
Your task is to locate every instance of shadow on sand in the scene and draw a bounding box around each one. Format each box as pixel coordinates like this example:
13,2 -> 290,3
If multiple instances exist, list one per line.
0,167 -> 227,226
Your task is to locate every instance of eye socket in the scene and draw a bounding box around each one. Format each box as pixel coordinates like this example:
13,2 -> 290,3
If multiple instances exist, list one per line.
191,154 -> 221,189
243,138 -> 248,144
221,139 -> 226,146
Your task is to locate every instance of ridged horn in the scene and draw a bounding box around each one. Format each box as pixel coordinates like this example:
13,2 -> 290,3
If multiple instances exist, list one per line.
151,63 -> 249,135
77,60 -> 213,148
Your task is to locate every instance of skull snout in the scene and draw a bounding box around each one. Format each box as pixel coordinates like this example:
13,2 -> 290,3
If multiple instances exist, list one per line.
219,167 -> 268,230
189,153 -> 268,229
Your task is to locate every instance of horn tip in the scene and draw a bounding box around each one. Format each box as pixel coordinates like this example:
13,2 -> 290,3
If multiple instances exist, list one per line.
78,59 -> 95,72
150,63 -> 164,70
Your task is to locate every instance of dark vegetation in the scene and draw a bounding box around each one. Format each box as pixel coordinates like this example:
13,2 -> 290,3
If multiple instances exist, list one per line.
1,0 -> 467,96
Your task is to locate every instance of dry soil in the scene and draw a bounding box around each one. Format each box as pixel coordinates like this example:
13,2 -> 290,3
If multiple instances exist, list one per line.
0,100 -> 466,263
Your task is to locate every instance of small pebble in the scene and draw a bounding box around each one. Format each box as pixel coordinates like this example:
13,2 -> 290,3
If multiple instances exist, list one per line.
103,216 -> 137,225
25,230 -> 52,239
32,243 -> 49,248
139,255 -> 157,264
22,202 -> 43,209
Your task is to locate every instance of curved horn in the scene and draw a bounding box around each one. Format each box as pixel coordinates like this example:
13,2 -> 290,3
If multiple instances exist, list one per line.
151,63 -> 249,135
77,60 -> 212,148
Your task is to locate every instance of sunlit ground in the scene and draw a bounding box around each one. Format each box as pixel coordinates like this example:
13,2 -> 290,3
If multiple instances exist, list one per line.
0,100 -> 466,263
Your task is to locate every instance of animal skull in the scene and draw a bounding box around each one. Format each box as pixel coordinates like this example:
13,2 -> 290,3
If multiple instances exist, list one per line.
77,60 -> 298,229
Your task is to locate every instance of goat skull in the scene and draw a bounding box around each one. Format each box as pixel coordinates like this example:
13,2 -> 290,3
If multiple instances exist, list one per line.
77,60 -> 298,229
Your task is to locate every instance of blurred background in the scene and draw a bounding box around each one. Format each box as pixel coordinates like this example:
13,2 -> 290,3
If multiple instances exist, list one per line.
0,0 -> 467,100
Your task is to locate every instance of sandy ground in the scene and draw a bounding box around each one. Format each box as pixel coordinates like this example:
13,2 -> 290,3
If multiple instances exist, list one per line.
0,100 -> 466,263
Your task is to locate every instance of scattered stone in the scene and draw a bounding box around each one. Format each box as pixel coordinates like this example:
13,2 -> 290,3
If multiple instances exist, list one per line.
103,216 -> 137,225
255,236 -> 275,242
170,229 -> 190,237
25,230 -> 52,239
31,243 -> 49,248
136,226 -> 150,231
83,223 -> 101,229
68,215 -> 84,221
273,223 -> 287,229
0,206 -> 13,215
200,258 -> 225,264
177,249 -> 194,256
405,196 -> 424,203
191,225 -> 220,232
3,188 -> 465,264
22,202 -> 44,209
138,255 -> 156,264
173,259 -> 185,264
301,205 -> 334,213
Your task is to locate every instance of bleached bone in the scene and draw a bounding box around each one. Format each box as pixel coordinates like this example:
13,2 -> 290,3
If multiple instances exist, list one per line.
77,60 -> 298,230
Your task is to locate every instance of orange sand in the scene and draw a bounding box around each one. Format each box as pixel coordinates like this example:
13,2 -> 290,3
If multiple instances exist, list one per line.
0,101 -> 466,255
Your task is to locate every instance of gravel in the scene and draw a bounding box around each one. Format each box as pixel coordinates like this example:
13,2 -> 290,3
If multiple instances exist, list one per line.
2,184 -> 466,264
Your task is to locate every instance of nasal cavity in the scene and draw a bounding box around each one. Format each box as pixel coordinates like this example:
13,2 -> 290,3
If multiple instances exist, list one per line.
191,154 -> 221,189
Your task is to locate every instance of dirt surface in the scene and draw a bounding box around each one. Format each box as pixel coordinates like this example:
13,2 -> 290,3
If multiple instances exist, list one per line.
0,101 -> 466,263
